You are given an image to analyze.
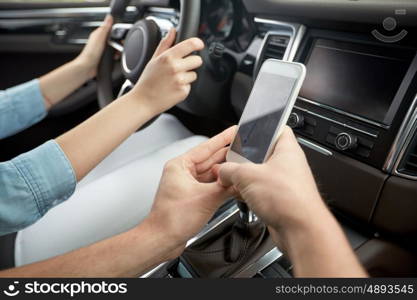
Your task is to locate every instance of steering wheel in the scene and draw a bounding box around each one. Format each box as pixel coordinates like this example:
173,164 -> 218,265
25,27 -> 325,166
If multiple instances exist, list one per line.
97,0 -> 201,110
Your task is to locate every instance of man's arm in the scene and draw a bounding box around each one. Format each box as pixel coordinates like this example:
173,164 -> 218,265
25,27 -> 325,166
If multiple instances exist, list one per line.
269,202 -> 367,278
1,219 -> 179,278
0,128 -> 235,277
218,128 -> 367,278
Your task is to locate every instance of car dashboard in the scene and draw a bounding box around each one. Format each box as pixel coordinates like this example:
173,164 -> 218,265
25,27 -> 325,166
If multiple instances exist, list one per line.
0,0 -> 416,278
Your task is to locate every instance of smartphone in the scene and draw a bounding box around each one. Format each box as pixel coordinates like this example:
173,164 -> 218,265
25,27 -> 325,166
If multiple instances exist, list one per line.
227,59 -> 306,164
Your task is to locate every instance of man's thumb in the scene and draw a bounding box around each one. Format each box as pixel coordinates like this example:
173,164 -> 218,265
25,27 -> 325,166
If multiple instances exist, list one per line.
218,162 -> 240,188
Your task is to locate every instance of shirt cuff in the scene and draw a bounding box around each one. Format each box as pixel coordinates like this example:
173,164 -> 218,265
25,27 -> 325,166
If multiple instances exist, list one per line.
9,79 -> 47,127
12,140 -> 77,216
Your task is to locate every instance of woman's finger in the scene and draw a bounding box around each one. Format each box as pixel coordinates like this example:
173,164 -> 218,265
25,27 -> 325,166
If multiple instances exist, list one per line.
180,72 -> 198,85
177,55 -> 203,72
167,38 -> 205,58
153,28 -> 176,58
102,15 -> 113,29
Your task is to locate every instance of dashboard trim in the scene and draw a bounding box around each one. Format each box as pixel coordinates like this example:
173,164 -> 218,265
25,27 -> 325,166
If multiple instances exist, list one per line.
390,94 -> 417,180
288,23 -> 306,62
297,137 -> 333,157
0,7 -> 138,19
294,105 -> 379,138
384,95 -> 417,174
234,248 -> 283,278
298,97 -> 389,130
383,95 -> 417,175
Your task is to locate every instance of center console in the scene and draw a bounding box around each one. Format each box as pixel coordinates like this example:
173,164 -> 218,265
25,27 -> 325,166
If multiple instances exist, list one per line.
290,31 -> 417,169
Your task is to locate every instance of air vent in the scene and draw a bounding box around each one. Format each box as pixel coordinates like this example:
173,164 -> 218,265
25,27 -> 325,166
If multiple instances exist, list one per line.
255,33 -> 291,76
263,34 -> 290,61
397,131 -> 417,176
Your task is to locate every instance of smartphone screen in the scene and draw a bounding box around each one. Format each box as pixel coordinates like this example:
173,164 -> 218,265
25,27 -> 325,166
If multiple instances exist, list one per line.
230,71 -> 297,163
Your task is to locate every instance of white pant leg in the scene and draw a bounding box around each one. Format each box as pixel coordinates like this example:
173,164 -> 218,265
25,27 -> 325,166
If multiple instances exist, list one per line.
79,114 -> 193,187
15,135 -> 208,266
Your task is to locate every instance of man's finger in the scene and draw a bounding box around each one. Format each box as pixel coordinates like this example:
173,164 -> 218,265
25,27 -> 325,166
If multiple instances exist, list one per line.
187,126 -> 237,164
202,182 -> 236,206
167,38 -> 205,58
269,126 -> 299,161
197,169 -> 217,183
195,147 -> 228,175
153,28 -> 176,58
218,162 -> 241,188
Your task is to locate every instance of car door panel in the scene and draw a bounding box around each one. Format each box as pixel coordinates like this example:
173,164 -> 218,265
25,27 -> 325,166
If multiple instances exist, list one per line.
0,7 -> 107,88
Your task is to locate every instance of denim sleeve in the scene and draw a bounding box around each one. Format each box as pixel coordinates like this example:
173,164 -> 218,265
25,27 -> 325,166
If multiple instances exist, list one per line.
0,140 -> 76,236
0,79 -> 47,139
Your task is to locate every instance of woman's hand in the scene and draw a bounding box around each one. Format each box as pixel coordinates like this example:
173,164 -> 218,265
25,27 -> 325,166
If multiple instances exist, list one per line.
75,15 -> 113,79
127,28 -> 205,116
40,15 -> 113,108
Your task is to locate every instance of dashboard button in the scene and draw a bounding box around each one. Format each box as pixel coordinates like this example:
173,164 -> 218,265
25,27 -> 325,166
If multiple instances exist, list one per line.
335,133 -> 358,151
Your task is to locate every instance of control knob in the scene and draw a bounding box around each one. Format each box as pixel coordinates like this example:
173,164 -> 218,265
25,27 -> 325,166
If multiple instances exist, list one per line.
335,133 -> 358,151
288,112 -> 305,129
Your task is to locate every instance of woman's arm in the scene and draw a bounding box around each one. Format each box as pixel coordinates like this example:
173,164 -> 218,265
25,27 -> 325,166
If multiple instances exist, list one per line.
0,16 -> 112,139
39,16 -> 113,109
57,29 -> 204,181
0,30 -> 203,236
0,80 -> 47,139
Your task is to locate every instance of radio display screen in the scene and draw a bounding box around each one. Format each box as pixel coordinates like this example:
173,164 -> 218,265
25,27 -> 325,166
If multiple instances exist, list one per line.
300,39 -> 414,125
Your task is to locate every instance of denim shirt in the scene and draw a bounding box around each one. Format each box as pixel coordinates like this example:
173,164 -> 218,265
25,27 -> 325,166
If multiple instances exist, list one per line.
0,80 -> 77,235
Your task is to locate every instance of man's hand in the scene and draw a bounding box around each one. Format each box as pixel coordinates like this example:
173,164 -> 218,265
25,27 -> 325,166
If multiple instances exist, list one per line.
127,29 -> 205,116
218,127 -> 323,236
76,15 -> 113,79
217,127 -> 367,277
145,126 -> 237,256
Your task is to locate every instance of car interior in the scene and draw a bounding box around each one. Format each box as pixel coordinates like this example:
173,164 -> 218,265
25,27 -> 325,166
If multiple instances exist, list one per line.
0,0 -> 417,278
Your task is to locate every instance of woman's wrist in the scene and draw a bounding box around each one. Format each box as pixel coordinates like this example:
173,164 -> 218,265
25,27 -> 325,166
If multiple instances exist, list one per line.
72,56 -> 97,82
39,58 -> 95,108
123,90 -> 162,118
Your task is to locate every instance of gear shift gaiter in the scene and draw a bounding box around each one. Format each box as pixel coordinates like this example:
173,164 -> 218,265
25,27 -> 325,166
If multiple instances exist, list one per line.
182,215 -> 275,278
